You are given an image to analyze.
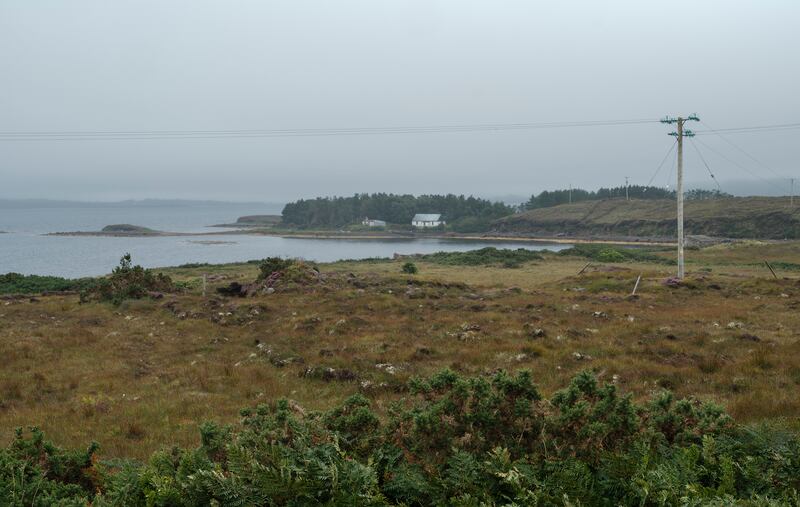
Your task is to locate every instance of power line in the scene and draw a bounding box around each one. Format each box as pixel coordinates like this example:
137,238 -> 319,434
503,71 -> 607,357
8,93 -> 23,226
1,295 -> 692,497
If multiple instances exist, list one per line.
645,140 -> 677,188
4,119 -> 800,140
663,138 -> 678,192
0,118 -> 660,141
694,137 -> 786,192
698,120 -> 786,181
694,122 -> 800,135
689,139 -> 722,191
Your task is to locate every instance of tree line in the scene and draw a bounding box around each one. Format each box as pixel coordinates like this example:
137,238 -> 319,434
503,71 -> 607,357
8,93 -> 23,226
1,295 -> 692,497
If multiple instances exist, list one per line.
281,193 -> 513,229
279,188 -> 734,229
524,185 -> 731,209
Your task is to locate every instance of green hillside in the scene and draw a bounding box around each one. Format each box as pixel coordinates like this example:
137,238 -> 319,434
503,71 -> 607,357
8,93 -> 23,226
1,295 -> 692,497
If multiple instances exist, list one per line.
493,196 -> 800,239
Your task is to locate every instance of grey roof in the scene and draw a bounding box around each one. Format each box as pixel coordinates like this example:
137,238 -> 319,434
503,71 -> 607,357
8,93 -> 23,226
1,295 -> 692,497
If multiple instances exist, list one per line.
412,213 -> 442,221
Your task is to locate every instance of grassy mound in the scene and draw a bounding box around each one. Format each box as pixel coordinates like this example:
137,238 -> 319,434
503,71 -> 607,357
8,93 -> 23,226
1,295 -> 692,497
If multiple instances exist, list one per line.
217,257 -> 324,296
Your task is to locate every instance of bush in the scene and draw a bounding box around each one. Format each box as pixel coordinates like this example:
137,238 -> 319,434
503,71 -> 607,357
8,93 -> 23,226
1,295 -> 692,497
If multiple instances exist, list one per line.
0,273 -> 98,295
257,257 -> 296,280
90,254 -> 175,305
398,369 -> 544,462
596,247 -> 626,262
559,244 -> 675,264
177,259 -> 263,269
0,427 -> 99,506
2,370 -> 799,504
176,262 -> 213,268
421,247 -> 542,267
401,262 -> 418,274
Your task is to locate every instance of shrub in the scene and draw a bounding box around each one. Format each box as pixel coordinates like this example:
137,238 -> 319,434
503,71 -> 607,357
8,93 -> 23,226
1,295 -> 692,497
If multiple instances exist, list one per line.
90,254 -> 175,305
560,244 -> 675,264
547,370 -> 639,461
0,273 -> 99,295
597,247 -> 626,262
421,247 -> 542,267
0,427 -> 99,505
176,262 -> 212,268
397,369 -> 544,461
1,371 -> 799,505
257,257 -> 296,280
323,394 -> 381,457
401,262 -> 418,274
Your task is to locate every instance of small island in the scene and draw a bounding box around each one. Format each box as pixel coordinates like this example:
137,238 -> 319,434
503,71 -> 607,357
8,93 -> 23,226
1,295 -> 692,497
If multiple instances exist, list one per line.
47,223 -> 254,238
48,224 -> 173,237
212,214 -> 282,228
101,224 -> 159,235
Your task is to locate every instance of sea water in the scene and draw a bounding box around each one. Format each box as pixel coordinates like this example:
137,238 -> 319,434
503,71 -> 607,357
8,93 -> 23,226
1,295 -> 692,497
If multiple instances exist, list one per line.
0,203 -> 569,278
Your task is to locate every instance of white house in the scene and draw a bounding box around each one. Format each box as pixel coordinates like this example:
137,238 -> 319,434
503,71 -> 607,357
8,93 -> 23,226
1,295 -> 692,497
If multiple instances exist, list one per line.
362,218 -> 387,227
411,213 -> 445,228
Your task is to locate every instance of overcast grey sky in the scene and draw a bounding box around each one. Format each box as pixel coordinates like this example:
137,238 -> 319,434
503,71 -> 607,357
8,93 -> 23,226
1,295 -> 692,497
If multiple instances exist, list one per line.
1,1 -> 798,202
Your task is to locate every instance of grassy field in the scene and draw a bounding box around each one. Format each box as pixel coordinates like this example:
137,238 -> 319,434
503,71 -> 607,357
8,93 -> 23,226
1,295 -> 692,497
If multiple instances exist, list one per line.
495,196 -> 800,239
1,242 -> 799,462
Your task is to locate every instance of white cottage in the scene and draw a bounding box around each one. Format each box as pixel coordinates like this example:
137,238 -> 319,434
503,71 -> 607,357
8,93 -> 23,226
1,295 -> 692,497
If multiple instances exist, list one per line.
362,218 -> 387,227
411,213 -> 444,228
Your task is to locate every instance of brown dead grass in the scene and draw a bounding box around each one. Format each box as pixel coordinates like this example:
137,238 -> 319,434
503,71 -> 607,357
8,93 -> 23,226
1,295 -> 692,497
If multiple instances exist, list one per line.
1,242 -> 799,459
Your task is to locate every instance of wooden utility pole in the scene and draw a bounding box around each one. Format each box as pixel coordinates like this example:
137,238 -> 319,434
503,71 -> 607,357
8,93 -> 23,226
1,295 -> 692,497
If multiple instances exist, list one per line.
662,114 -> 700,279
791,178 -> 795,207
625,176 -> 629,201
676,119 -> 685,278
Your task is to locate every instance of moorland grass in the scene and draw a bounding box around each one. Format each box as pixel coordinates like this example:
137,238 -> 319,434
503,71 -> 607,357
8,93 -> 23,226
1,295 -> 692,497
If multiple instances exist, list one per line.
0,242 -> 799,470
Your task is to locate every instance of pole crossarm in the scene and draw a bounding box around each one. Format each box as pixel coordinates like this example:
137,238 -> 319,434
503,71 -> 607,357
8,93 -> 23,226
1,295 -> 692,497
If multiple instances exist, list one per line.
661,113 -> 699,125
